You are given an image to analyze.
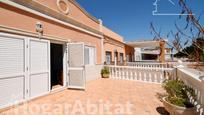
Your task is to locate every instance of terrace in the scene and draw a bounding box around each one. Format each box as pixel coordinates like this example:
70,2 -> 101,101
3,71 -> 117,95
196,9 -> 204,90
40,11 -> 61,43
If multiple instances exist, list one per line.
1,79 -> 165,115
0,0 -> 203,115
0,62 -> 204,115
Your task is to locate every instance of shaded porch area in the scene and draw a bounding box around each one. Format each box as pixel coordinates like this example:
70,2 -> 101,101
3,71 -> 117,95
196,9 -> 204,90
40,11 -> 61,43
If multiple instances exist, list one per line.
126,40 -> 166,63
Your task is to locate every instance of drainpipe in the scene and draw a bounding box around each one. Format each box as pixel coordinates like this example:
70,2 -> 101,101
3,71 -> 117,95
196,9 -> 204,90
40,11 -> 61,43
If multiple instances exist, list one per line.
99,19 -> 104,65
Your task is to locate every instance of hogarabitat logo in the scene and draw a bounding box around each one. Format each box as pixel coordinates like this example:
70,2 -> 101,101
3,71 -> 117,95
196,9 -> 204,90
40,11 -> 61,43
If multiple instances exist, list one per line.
11,99 -> 134,114
152,0 -> 195,16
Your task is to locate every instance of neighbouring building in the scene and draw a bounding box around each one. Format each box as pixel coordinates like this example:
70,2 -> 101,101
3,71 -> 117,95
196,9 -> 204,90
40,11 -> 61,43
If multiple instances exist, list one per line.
127,40 -> 167,62
134,47 -> 173,62
165,48 -> 174,61
102,26 -> 134,65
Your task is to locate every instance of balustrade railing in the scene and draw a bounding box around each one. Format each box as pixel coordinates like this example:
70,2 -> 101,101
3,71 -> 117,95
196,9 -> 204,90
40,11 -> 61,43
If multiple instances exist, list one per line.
175,68 -> 204,115
105,65 -> 204,114
105,65 -> 175,84
127,62 -> 174,69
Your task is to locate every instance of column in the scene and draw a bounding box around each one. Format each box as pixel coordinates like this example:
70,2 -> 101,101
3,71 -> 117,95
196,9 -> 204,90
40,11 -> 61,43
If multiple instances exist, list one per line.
159,40 -> 165,63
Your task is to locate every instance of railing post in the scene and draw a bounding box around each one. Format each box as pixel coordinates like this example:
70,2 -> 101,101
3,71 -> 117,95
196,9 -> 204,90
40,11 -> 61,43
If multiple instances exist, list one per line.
139,70 -> 142,81
160,70 -> 163,83
118,67 -> 121,79
149,71 -> 152,82
130,68 -> 133,80
113,67 -> 116,78
126,68 -> 129,80
154,72 -> 157,83
135,70 -> 138,81
115,67 -> 118,79
164,71 -> 167,80
144,71 -> 147,82
108,66 -> 111,78
122,68 -> 125,79
133,70 -> 136,80
112,67 -> 114,78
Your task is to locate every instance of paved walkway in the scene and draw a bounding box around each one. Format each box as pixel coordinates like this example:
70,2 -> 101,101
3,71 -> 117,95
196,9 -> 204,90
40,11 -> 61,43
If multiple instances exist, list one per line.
0,79 -> 167,115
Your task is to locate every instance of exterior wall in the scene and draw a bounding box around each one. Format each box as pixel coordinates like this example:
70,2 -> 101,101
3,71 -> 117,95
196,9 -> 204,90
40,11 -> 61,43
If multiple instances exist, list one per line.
134,48 -> 142,61
177,68 -> 204,113
34,0 -> 100,30
102,26 -> 126,64
104,40 -> 125,62
0,2 -> 102,64
85,65 -> 103,81
0,0 -> 136,80
102,26 -> 123,42
125,45 -> 135,61
103,35 -> 135,64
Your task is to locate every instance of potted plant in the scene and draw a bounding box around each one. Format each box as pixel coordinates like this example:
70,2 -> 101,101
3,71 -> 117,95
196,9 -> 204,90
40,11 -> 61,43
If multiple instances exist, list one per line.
162,80 -> 196,115
101,67 -> 110,78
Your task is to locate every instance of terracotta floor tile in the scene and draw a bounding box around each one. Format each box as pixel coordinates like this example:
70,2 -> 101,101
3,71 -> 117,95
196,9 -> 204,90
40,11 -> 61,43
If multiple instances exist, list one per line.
0,78 -> 165,115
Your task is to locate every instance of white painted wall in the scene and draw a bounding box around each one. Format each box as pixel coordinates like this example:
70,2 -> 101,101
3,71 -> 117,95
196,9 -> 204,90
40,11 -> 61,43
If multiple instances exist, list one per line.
134,48 -> 142,61
85,65 -> 103,82
177,68 -> 204,114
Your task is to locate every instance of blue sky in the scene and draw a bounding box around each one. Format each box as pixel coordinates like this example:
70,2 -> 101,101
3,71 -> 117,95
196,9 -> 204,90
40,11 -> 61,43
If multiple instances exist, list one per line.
77,0 -> 204,43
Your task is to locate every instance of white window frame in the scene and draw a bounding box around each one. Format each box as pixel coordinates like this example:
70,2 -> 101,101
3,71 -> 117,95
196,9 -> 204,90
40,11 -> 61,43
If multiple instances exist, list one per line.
84,46 -> 96,66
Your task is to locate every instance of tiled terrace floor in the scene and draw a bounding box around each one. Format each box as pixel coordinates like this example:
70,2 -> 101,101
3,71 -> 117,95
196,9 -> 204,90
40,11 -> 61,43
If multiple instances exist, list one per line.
0,79 -> 167,115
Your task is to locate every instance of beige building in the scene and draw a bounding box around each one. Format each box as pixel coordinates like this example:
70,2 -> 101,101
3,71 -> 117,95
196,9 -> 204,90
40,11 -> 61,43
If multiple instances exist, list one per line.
0,0 -> 135,109
102,26 -> 134,65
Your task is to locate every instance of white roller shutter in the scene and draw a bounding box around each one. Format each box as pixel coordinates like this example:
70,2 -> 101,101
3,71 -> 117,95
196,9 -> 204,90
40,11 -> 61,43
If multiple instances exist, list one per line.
0,34 -> 25,108
29,39 -> 50,98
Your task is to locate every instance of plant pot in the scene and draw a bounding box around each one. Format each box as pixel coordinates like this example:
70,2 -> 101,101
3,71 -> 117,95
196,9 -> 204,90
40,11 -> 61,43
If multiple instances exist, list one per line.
102,74 -> 109,78
162,97 -> 196,115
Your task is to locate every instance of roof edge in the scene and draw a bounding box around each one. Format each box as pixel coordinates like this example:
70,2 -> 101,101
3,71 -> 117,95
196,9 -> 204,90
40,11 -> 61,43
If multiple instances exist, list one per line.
102,26 -> 124,42
70,0 -> 100,24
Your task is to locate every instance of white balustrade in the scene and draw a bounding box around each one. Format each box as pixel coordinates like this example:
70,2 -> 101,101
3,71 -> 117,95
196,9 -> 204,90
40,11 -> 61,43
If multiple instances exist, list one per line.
105,65 -> 204,114
106,65 -> 175,84
172,68 -> 204,115
127,62 -> 174,69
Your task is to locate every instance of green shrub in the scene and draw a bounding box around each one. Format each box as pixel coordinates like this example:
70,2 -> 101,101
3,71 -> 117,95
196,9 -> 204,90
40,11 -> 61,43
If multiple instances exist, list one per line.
101,67 -> 110,75
163,80 -> 195,107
